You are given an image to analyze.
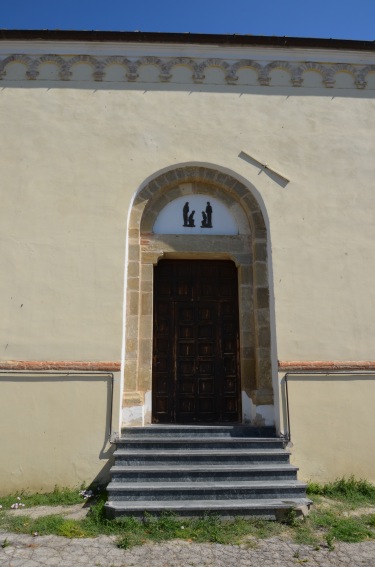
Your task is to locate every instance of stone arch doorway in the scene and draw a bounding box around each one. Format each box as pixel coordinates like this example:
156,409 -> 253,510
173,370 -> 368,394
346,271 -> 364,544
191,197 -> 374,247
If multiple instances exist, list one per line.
122,165 -> 273,427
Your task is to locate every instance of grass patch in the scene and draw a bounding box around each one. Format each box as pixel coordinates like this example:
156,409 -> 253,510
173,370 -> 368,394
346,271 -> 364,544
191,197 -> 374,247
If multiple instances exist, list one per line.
0,498 -> 283,548
307,476 -> 375,505
0,486 -> 86,509
1,502 -> 374,548
310,508 -> 375,544
1,478 -> 375,549
117,512 -> 282,549
0,513 -> 89,538
292,521 -> 320,547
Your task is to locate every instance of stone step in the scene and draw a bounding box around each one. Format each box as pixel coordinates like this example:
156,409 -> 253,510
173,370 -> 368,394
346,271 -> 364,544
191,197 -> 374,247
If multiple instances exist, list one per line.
115,437 -> 284,450
106,426 -> 309,520
110,463 -> 299,482
107,480 -> 307,501
121,425 -> 277,438
105,497 -> 312,520
114,448 -> 291,465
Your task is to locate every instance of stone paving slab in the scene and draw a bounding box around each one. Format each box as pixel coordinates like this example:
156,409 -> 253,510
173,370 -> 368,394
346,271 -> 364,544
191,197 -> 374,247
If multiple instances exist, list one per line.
6,504 -> 89,521
1,531 -> 375,567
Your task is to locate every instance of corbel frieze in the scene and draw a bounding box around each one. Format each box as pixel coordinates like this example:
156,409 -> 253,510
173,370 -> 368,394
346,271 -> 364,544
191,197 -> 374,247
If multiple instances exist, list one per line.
0,53 -> 374,89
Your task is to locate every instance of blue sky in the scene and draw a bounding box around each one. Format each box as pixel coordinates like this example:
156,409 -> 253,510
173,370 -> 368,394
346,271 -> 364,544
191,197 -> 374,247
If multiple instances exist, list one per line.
1,1 -> 374,41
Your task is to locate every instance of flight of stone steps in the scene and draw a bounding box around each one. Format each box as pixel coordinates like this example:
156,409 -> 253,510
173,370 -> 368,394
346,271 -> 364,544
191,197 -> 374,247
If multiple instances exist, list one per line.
105,425 -> 311,519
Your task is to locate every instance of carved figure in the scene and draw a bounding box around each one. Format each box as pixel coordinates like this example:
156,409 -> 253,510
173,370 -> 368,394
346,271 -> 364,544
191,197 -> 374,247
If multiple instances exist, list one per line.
201,211 -> 207,227
188,210 -> 195,227
183,202 -> 189,227
206,202 -> 213,228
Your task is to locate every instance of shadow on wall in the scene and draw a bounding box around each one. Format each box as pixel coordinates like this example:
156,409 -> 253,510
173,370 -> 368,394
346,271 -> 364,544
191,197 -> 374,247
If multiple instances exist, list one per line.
0,372 -> 115,494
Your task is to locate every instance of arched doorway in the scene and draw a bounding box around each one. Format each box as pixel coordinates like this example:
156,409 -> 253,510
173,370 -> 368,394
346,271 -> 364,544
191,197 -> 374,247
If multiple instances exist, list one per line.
122,165 -> 273,427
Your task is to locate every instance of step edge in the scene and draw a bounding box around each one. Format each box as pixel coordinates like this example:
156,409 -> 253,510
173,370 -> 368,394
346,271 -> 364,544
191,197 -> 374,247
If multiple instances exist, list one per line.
105,498 -> 312,510
113,449 -> 291,455
110,464 -> 299,471
107,482 -> 308,490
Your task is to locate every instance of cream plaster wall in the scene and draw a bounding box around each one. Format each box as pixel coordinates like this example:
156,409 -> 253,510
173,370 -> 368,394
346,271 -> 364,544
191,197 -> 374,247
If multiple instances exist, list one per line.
0,373 -> 119,495
284,374 -> 375,483
0,41 -> 374,489
1,78 -> 374,363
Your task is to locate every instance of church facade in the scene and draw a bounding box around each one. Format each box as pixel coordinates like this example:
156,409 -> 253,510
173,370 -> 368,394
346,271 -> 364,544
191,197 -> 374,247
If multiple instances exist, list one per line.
0,30 -> 374,494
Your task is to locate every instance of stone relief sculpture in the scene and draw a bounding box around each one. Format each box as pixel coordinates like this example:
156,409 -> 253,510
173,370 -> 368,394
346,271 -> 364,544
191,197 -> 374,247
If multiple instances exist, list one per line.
188,210 -> 195,227
201,202 -> 213,228
183,202 -> 214,229
182,202 -> 196,227
183,202 -> 189,227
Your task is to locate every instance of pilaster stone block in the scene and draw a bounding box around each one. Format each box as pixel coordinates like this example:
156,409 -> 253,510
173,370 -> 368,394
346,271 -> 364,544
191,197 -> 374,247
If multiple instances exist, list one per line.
254,261 -> 268,287
139,315 -> 153,340
250,388 -> 274,405
241,345 -> 255,359
123,360 -> 138,391
128,244 -> 140,262
258,326 -> 271,348
127,277 -> 140,291
141,263 -> 153,280
140,279 -> 152,293
139,338 -> 152,368
123,391 -> 143,406
257,308 -> 270,327
253,241 -> 267,262
256,353 -> 272,390
141,292 -> 153,316
126,291 -> 139,316
255,287 -> 269,309
241,358 -> 256,390
125,315 -> 139,339
138,365 -> 153,392
125,337 -> 138,358
127,261 -> 140,278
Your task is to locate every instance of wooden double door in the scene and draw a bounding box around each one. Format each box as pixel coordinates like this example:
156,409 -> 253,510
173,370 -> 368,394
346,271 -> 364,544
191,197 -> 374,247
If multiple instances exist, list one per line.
152,260 -> 241,423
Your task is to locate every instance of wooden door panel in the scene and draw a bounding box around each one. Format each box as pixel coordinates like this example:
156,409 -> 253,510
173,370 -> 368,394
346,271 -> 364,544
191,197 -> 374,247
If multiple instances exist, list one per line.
198,378 -> 214,393
198,361 -> 214,374
152,260 -> 241,423
224,378 -> 237,393
179,325 -> 195,338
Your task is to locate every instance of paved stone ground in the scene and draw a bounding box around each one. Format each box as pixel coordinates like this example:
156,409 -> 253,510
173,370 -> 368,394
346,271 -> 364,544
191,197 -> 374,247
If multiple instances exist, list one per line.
5,504 -> 89,521
1,531 -> 375,567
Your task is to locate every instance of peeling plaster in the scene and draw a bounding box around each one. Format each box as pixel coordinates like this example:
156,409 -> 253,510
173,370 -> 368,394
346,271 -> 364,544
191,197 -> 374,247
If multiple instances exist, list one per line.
122,390 -> 152,427
122,404 -> 143,427
242,390 -> 275,426
144,390 -> 152,425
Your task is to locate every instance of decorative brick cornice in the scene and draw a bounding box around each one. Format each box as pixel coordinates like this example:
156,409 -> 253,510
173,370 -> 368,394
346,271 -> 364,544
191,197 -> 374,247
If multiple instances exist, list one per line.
279,361 -> 375,372
0,360 -> 121,372
0,53 -> 374,89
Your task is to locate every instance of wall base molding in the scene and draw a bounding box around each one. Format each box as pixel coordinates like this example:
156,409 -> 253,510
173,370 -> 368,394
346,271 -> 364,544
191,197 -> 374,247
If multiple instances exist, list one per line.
0,360 -> 121,372
279,361 -> 375,372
